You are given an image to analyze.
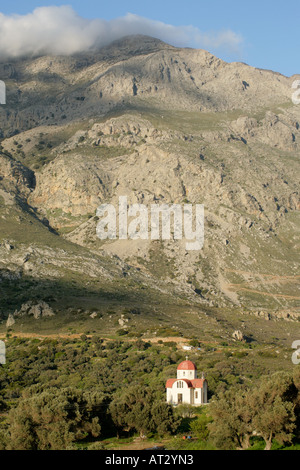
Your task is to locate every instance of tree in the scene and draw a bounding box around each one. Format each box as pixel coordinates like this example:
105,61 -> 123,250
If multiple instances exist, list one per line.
292,368 -> 300,440
252,395 -> 295,450
209,372 -> 298,450
0,397 -> 7,412
109,386 -> 153,437
6,388 -> 104,450
209,386 -> 253,450
109,385 -> 179,438
151,401 -> 180,436
175,404 -> 195,418
189,410 -> 213,441
249,373 -> 296,450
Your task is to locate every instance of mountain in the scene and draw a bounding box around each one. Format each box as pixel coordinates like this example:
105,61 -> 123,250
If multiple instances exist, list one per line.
0,35 -> 299,343
0,34 -> 298,137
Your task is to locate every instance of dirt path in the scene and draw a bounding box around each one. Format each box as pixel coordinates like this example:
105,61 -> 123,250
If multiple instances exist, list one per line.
225,269 -> 300,281
0,331 -> 193,346
224,270 -> 300,299
226,284 -> 300,300
0,332 -> 85,340
105,437 -> 169,451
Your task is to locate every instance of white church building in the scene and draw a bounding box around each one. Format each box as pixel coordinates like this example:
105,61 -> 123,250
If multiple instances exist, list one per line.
166,359 -> 208,406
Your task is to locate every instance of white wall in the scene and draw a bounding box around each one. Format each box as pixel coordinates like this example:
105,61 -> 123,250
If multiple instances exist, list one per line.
167,379 -> 208,405
194,388 -> 202,405
177,369 -> 196,380
202,382 -> 208,403
167,380 -> 193,405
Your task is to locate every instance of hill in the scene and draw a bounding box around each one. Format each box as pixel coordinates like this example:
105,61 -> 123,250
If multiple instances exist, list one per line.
0,35 -> 299,345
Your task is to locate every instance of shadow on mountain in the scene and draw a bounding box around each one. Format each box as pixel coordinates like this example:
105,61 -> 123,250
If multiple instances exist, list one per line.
0,269 -> 184,332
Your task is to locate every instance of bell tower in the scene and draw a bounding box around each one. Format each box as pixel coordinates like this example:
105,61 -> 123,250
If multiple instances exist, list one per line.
176,358 -> 197,380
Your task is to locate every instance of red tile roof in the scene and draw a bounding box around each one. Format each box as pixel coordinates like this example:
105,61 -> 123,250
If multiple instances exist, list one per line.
191,379 -> 205,389
166,379 -> 177,388
166,378 -> 206,389
166,379 -> 193,388
177,360 -> 197,371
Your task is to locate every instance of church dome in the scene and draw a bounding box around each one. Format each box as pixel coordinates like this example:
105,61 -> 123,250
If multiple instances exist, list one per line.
177,360 -> 197,371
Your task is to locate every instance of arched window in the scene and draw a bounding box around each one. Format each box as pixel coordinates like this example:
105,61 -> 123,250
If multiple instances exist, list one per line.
177,381 -> 184,388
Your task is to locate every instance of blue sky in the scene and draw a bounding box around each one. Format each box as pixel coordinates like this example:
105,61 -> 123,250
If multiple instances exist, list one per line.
0,0 -> 299,76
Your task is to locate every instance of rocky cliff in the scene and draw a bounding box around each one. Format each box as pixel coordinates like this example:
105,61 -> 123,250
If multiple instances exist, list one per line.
0,36 -> 299,334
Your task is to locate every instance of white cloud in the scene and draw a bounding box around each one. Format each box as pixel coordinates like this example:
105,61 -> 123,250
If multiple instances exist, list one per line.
0,6 -> 244,60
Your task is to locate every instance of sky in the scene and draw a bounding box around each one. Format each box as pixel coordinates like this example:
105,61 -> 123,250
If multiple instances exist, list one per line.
0,0 -> 299,76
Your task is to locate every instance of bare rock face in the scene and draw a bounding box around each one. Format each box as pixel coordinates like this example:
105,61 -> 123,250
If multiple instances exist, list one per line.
0,35 -> 296,137
232,330 -> 245,342
6,313 -> 15,328
13,301 -> 55,320
21,105 -> 299,312
30,154 -> 110,217
118,314 -> 129,327
0,36 -> 299,320
0,153 -> 35,203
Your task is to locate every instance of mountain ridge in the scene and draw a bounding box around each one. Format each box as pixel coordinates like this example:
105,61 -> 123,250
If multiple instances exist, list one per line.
0,35 -> 296,138
0,35 -> 299,341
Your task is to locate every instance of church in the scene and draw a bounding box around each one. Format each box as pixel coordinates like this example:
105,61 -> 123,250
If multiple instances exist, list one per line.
166,359 -> 208,406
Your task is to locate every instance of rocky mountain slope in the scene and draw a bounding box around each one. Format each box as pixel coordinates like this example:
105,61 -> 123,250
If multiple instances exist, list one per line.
0,35 -> 298,137
0,35 -> 299,339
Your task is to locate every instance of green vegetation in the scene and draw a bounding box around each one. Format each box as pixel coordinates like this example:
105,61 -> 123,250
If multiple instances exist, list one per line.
137,242 -> 178,280
61,144 -> 132,161
0,336 -> 299,450
208,372 -> 299,450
